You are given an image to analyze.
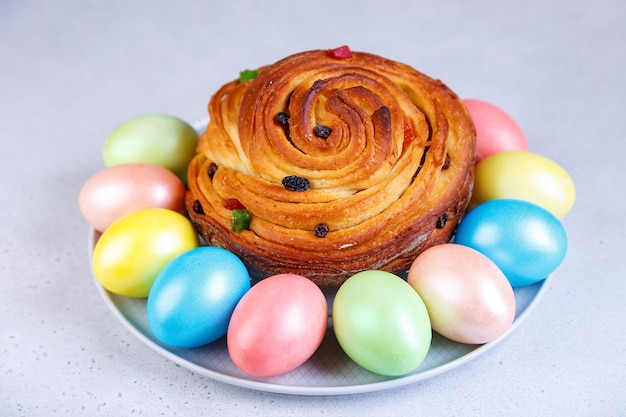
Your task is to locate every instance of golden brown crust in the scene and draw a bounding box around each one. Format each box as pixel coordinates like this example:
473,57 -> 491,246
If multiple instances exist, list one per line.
186,49 -> 475,287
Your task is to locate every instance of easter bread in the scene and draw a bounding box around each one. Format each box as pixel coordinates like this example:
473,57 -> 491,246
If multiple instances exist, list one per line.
185,48 -> 476,287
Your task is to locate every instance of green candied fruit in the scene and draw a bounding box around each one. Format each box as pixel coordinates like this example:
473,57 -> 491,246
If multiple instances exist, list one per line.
239,69 -> 258,82
231,209 -> 251,232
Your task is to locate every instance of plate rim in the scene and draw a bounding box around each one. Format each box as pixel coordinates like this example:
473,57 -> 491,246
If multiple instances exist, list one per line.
88,228 -> 553,396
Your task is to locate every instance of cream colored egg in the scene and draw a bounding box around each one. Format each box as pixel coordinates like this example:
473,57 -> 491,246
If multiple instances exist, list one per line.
407,243 -> 516,345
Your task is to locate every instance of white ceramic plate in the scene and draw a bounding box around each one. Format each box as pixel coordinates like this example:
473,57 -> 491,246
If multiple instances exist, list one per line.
89,228 -> 553,396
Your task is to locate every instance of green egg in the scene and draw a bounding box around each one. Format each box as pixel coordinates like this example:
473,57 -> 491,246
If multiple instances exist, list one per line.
103,114 -> 199,184
332,271 -> 432,377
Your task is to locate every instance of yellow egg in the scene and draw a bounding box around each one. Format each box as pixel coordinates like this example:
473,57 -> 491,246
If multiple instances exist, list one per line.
470,151 -> 576,218
92,208 -> 199,297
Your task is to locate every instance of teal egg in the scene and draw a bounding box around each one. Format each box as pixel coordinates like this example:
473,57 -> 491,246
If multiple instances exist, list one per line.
454,199 -> 568,287
146,247 -> 250,348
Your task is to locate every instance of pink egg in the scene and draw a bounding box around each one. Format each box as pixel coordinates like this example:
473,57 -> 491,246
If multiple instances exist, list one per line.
227,274 -> 328,377
463,99 -> 528,162
79,163 -> 186,232
407,243 -> 515,345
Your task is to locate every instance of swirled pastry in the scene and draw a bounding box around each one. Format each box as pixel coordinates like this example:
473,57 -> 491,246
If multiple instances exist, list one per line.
186,48 -> 476,287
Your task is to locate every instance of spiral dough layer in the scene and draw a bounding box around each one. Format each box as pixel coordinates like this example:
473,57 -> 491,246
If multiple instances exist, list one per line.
186,49 -> 476,287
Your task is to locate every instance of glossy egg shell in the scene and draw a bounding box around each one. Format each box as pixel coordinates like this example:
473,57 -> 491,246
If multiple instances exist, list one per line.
332,271 -> 432,377
146,247 -> 250,348
470,150 -> 576,219
227,274 -> 328,377
463,99 -> 528,162
407,244 -> 516,344
79,163 -> 186,232
454,199 -> 568,287
91,208 -> 199,297
102,114 -> 199,183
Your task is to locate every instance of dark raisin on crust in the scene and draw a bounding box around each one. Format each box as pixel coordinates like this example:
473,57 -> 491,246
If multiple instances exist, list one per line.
436,213 -> 448,229
282,175 -> 310,192
207,162 -> 218,179
276,112 -> 291,141
314,125 -> 332,139
314,223 -> 329,238
193,199 -> 205,215
276,112 -> 290,126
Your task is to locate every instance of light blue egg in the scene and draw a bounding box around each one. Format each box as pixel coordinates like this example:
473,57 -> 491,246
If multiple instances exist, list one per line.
454,199 -> 568,287
146,246 -> 250,348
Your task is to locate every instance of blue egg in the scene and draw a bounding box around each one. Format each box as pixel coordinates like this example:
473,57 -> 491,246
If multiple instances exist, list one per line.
454,199 -> 568,287
146,246 -> 250,348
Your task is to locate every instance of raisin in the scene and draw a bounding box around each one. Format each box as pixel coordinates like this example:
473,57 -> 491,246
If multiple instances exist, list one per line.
207,162 -> 218,179
193,199 -> 205,215
282,175 -> 310,191
276,112 -> 291,141
314,125 -> 332,139
276,112 -> 290,126
314,223 -> 329,238
436,213 -> 448,229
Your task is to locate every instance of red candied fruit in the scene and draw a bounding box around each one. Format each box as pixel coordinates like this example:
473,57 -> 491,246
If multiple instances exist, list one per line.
224,198 -> 246,210
403,120 -> 416,149
328,45 -> 352,59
